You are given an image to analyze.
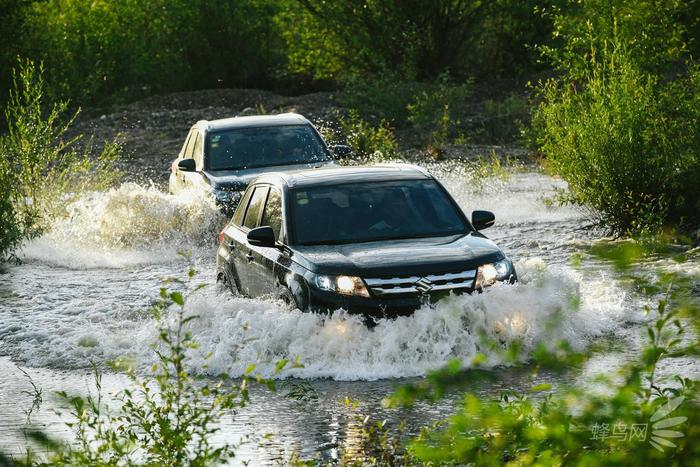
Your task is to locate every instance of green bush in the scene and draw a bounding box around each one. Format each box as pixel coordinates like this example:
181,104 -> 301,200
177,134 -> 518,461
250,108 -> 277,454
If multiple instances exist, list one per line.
479,93 -> 529,144
533,53 -> 700,235
532,0 -> 700,235
0,60 -> 120,260
338,74 -> 431,123
337,110 -> 398,160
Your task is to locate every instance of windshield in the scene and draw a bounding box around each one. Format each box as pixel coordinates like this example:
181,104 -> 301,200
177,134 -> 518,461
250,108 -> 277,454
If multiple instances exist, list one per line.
207,124 -> 332,171
291,180 -> 469,245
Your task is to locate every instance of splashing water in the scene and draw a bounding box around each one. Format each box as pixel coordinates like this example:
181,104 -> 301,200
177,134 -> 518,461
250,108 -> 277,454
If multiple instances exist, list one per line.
19,183 -> 225,268
1,173 -> 640,380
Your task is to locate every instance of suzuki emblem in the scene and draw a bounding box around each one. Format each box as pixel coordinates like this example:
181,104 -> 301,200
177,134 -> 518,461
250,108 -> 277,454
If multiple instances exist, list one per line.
414,277 -> 434,293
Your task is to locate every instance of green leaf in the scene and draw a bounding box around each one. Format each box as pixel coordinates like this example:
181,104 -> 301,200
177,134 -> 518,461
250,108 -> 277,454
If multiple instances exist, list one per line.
170,291 -> 184,306
530,383 -> 552,393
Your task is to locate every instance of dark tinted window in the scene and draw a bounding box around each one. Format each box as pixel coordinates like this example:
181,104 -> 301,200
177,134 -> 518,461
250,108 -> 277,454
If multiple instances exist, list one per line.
291,180 -> 467,245
207,124 -> 332,171
232,188 -> 253,226
243,186 -> 268,229
261,189 -> 283,240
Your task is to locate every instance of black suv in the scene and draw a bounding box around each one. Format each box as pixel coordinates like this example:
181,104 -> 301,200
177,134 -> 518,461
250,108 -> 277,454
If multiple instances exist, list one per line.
169,113 -> 349,213
216,165 -> 516,319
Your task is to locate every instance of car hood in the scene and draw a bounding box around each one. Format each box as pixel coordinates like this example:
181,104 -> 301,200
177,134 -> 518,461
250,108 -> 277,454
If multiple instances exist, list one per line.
204,160 -> 337,190
291,233 -> 504,277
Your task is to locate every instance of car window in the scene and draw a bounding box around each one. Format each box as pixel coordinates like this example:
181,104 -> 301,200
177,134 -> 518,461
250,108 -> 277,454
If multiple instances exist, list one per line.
184,129 -> 197,158
193,132 -> 204,169
232,187 -> 253,226
206,124 -> 332,171
290,180 -> 468,245
181,130 -> 194,158
261,188 -> 283,240
243,186 -> 269,230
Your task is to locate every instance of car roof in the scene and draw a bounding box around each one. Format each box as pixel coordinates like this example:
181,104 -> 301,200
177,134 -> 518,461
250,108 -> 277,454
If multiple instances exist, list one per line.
195,112 -> 310,132
254,164 -> 433,189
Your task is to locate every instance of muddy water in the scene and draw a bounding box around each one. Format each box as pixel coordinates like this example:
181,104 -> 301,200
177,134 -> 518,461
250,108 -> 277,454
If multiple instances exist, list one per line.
0,164 -> 696,463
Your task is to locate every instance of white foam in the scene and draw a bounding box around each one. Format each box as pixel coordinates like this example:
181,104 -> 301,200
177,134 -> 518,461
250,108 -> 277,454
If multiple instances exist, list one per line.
118,258 -> 634,381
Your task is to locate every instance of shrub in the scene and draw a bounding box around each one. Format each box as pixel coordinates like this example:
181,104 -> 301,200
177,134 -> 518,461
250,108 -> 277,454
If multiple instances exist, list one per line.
15,0 -> 284,105
531,0 -> 700,235
337,110 -> 398,160
479,93 -> 529,144
0,59 -> 120,260
338,74 -> 431,123
533,53 -> 700,235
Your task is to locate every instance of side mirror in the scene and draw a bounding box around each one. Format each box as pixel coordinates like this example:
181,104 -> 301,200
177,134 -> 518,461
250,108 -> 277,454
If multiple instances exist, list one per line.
330,144 -> 353,158
178,158 -> 196,172
471,210 -> 495,230
247,226 -> 277,247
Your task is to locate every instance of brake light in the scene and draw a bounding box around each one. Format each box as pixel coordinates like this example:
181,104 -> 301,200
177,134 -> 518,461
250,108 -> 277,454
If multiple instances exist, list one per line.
218,229 -> 225,244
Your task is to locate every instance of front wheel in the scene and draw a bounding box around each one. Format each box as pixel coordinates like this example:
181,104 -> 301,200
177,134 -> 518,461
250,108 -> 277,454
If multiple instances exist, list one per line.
217,271 -> 239,296
278,287 -> 300,311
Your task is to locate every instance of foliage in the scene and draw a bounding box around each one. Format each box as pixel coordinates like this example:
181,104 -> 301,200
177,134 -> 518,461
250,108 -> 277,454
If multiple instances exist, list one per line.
2,0 -> 699,114
0,59 -> 120,260
540,0 -> 690,79
479,93 -> 530,144
12,0 -> 284,105
534,53 -> 699,235
338,75 -> 432,123
406,74 -> 473,147
283,0 -> 557,82
337,110 -> 398,160
532,0 -> 700,235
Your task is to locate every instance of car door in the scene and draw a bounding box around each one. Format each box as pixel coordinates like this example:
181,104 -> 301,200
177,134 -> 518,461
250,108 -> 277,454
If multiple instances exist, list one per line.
228,185 -> 269,296
246,186 -> 286,298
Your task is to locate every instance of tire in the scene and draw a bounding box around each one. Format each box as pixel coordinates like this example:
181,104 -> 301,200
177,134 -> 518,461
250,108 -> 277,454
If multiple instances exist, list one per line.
278,288 -> 299,311
217,271 -> 240,296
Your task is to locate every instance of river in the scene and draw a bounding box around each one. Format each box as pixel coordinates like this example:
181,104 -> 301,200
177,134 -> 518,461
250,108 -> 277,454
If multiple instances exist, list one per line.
0,162 -> 697,463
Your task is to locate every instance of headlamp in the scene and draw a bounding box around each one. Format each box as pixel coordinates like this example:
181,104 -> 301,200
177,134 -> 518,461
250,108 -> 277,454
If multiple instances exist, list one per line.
314,274 -> 370,297
476,258 -> 512,288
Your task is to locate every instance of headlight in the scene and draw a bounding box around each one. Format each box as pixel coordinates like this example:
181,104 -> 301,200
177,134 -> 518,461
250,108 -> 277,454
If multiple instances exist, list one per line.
476,258 -> 513,288
313,274 -> 370,297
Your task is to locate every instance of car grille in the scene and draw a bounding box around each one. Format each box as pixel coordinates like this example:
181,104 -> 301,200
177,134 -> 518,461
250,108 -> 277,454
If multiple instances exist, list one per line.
364,270 -> 477,296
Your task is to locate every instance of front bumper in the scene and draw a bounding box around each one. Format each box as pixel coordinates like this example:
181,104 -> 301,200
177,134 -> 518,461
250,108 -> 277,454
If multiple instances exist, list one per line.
307,286 -> 471,319
306,267 -> 516,319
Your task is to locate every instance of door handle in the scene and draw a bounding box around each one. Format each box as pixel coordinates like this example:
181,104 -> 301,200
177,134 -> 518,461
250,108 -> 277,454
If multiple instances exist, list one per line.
245,252 -> 254,262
